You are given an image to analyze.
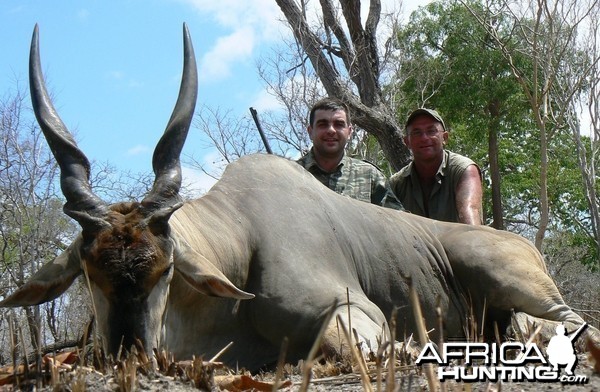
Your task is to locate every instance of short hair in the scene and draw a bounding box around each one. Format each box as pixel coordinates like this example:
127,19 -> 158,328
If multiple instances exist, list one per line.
308,98 -> 351,127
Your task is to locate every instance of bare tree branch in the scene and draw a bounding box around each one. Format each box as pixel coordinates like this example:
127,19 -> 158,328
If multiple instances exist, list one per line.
275,0 -> 410,170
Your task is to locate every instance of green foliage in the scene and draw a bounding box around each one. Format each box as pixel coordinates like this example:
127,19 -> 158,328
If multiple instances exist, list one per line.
395,0 -> 531,225
393,0 -> 597,262
395,0 -> 528,124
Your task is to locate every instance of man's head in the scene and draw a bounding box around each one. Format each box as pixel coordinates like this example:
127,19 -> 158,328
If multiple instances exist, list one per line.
405,108 -> 446,133
307,98 -> 353,162
309,97 -> 351,127
404,108 -> 448,163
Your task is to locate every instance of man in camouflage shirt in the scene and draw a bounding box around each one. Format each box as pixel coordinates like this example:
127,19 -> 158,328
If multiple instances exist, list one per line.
297,98 -> 403,210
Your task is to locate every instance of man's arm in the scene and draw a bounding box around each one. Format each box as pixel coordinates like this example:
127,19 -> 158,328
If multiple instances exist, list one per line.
455,164 -> 483,225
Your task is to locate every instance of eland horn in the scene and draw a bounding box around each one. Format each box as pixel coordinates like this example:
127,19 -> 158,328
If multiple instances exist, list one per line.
29,24 -> 109,233
141,23 -> 198,215
30,23 -> 198,232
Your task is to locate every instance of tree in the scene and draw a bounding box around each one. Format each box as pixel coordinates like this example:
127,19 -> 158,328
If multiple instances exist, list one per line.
274,0 -> 411,171
566,3 -> 600,268
0,84 -> 165,363
189,105 -> 263,180
191,30 -> 394,176
0,85 -> 83,361
465,0 -> 600,250
394,0 -> 532,229
195,0 -> 598,267
257,36 -> 394,170
255,37 -> 320,156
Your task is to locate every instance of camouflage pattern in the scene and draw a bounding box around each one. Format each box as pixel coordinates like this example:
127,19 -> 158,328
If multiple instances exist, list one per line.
297,149 -> 403,210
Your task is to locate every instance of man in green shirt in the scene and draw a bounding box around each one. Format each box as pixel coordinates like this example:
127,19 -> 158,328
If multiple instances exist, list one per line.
390,108 -> 483,224
297,98 -> 402,210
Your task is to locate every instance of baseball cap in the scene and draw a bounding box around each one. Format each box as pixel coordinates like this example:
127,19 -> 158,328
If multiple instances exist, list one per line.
405,108 -> 446,131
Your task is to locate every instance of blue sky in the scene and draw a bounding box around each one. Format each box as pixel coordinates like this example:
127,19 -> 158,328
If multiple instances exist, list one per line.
1,0 -> 425,194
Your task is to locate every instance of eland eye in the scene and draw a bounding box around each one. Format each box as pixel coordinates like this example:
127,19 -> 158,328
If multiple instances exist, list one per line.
162,264 -> 174,277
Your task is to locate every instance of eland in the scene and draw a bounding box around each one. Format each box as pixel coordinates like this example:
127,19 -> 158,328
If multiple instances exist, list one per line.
1,24 -> 598,371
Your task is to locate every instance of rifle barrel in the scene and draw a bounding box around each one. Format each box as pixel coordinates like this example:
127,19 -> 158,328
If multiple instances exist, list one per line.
569,322 -> 588,342
250,107 -> 273,154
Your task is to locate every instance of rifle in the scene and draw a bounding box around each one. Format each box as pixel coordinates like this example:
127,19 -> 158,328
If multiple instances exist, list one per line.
569,322 -> 588,342
249,107 -> 273,154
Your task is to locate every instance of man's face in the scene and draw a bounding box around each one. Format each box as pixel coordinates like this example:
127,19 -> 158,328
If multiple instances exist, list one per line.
308,109 -> 352,159
404,114 -> 448,162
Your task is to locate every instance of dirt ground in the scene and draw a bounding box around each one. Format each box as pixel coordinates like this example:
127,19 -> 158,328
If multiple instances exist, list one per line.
4,352 -> 594,391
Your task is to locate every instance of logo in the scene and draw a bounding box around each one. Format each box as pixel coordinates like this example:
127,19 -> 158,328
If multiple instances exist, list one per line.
415,323 -> 588,384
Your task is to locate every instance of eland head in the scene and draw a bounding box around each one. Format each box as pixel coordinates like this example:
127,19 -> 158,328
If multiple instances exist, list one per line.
1,24 -> 205,357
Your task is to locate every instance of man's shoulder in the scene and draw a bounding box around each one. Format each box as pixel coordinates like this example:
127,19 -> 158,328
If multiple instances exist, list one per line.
390,162 -> 412,181
446,150 -> 477,167
345,156 -> 386,175
297,150 -> 315,169
443,150 -> 481,181
296,154 -> 308,165
346,156 -> 377,167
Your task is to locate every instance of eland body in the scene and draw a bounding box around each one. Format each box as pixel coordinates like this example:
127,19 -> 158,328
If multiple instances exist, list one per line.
1,25 -> 598,372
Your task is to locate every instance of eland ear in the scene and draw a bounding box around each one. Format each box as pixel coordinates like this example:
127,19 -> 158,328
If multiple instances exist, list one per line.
0,237 -> 83,307
174,239 -> 254,300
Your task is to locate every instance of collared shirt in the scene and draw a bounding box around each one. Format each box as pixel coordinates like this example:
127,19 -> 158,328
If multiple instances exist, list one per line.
390,150 -> 478,222
297,149 -> 403,210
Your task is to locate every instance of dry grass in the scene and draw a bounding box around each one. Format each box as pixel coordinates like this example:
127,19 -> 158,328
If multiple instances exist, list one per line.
1,287 -> 598,391
1,325 -> 598,391
0,301 -> 422,391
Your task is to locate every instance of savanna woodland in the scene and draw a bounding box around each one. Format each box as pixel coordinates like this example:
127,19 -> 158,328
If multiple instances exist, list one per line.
1,0 -> 599,390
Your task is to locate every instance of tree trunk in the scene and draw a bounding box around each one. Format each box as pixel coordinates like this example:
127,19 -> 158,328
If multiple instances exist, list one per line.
275,0 -> 411,170
572,119 -> 600,267
488,119 -> 503,229
534,119 -> 549,251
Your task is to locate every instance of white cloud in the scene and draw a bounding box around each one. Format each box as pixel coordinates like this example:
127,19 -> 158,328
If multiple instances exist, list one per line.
198,27 -> 255,83
180,0 -> 282,40
182,0 -> 431,91
251,87 -> 282,112
180,0 -> 285,83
